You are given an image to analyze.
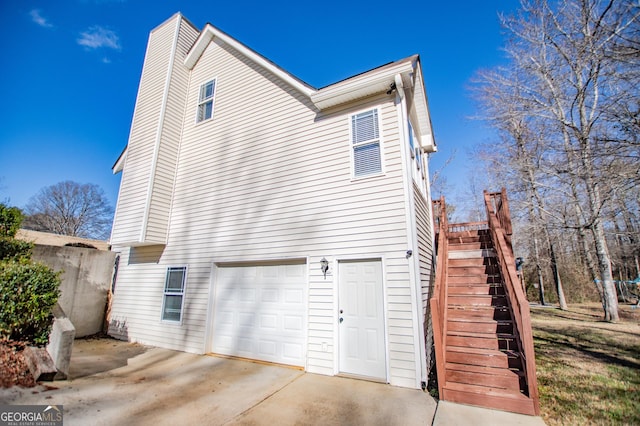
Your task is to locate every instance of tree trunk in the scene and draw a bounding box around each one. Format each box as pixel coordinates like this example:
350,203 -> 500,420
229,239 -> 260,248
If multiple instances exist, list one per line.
548,241 -> 568,310
591,220 -> 620,321
532,231 -> 546,305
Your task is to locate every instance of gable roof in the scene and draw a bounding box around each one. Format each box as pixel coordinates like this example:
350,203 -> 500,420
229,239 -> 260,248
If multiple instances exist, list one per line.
183,24 -> 435,151
114,16 -> 436,173
184,23 -> 316,97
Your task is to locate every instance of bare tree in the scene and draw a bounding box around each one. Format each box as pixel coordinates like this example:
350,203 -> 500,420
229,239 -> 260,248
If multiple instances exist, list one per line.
24,181 -> 114,240
472,0 -> 640,321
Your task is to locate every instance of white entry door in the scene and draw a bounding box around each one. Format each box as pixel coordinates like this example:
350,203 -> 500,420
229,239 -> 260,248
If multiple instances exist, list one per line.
211,262 -> 306,367
338,259 -> 386,379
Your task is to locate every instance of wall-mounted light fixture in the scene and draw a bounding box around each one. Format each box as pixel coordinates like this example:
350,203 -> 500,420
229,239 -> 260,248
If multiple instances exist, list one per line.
320,257 -> 329,279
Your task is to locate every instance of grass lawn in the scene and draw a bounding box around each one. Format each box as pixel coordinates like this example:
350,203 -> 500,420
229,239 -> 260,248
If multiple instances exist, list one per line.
531,303 -> 640,425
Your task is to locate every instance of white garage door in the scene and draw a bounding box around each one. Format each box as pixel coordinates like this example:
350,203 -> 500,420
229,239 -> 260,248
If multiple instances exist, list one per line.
211,261 -> 307,367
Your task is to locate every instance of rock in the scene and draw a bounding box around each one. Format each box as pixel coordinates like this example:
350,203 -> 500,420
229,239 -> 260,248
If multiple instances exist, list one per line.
23,346 -> 57,382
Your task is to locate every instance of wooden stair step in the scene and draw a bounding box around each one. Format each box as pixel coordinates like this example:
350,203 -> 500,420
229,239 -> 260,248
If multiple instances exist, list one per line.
448,319 -> 513,333
448,285 -> 505,296
448,265 -> 500,276
442,382 -> 536,416
448,294 -> 508,307
448,275 -> 502,284
445,362 -> 523,377
447,235 -> 492,244
448,306 -> 511,320
448,242 -> 492,251
446,346 -> 522,369
449,257 -> 497,267
447,334 -> 518,351
447,281 -> 503,287
447,329 -> 515,339
448,229 -> 490,239
448,249 -> 496,260
445,366 -> 523,390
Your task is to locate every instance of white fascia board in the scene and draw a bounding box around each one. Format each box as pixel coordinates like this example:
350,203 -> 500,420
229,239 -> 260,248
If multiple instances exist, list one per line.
112,146 -> 128,174
184,24 -> 315,97
411,62 -> 436,153
311,60 -> 415,110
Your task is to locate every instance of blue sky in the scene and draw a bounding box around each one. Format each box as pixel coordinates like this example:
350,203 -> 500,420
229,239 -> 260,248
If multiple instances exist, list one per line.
0,0 -> 518,214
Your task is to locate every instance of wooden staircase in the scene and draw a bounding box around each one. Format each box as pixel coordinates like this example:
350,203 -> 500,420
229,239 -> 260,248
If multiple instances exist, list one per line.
431,191 -> 540,416
444,229 -> 533,414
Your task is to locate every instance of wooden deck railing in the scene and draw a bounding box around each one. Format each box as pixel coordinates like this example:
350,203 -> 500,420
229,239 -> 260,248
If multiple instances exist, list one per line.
430,197 -> 449,398
484,189 -> 540,415
447,221 -> 488,234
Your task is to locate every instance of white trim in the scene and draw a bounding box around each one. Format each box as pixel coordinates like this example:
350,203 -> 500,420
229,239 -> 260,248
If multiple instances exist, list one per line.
334,255 -> 389,384
312,60 -> 414,110
184,24 -> 315,97
395,77 -> 427,388
195,77 -> 217,123
410,63 -> 437,153
160,265 -> 188,325
112,147 -> 127,174
140,15 -> 181,244
203,261 -> 217,353
303,257 -> 310,372
349,106 -> 385,180
206,258 -> 309,367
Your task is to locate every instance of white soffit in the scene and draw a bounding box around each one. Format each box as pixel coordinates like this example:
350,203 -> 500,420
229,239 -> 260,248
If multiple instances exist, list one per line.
112,146 -> 127,174
412,62 -> 437,153
311,58 -> 415,110
184,24 -> 315,97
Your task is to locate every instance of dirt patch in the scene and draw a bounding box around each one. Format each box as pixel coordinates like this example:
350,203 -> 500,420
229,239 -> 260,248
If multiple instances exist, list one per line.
68,335 -> 148,379
0,340 -> 36,388
0,336 -> 148,388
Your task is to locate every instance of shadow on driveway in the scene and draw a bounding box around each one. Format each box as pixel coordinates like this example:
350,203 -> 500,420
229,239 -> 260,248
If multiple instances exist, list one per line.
68,337 -> 148,379
0,338 -> 437,425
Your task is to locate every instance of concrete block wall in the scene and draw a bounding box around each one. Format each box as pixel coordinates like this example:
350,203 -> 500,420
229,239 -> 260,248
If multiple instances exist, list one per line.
31,245 -> 117,337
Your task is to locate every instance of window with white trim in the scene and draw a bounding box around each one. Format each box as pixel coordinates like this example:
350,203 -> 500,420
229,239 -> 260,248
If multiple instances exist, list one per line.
162,267 -> 186,322
197,79 -> 216,122
351,109 -> 382,177
408,120 -> 415,158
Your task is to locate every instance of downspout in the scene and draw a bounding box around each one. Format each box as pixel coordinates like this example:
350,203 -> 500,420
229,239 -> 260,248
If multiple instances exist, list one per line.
394,74 -> 428,388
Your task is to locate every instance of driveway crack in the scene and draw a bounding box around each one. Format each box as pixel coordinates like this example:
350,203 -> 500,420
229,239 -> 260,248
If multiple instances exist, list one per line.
223,372 -> 304,424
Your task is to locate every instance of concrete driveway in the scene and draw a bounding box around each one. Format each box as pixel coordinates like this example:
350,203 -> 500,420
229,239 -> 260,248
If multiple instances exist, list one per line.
0,338 -> 437,425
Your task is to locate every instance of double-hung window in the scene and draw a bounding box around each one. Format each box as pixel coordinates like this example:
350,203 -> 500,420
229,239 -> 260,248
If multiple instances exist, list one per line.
351,109 -> 382,177
162,267 -> 186,322
408,120 -> 416,158
197,79 -> 216,123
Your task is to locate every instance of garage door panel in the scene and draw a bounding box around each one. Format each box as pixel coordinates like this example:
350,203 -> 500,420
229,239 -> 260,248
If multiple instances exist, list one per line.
212,262 -> 307,367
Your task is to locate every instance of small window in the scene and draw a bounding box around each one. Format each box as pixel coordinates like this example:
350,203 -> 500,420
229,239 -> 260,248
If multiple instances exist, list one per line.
408,120 -> 415,158
351,109 -> 382,177
162,267 -> 186,322
197,79 -> 216,122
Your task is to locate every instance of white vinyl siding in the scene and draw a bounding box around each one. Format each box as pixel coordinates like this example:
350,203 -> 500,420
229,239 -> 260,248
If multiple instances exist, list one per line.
351,109 -> 382,177
110,15 -> 199,245
414,183 -> 434,371
197,79 -> 216,122
109,26 -> 432,389
162,266 -> 187,322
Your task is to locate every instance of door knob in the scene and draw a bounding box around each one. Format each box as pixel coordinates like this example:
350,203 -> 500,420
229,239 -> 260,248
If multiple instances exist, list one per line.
339,317 -> 343,323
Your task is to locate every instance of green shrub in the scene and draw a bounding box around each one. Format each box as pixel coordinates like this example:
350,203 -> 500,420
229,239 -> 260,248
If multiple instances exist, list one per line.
0,237 -> 33,261
0,204 -> 23,238
0,260 -> 61,345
